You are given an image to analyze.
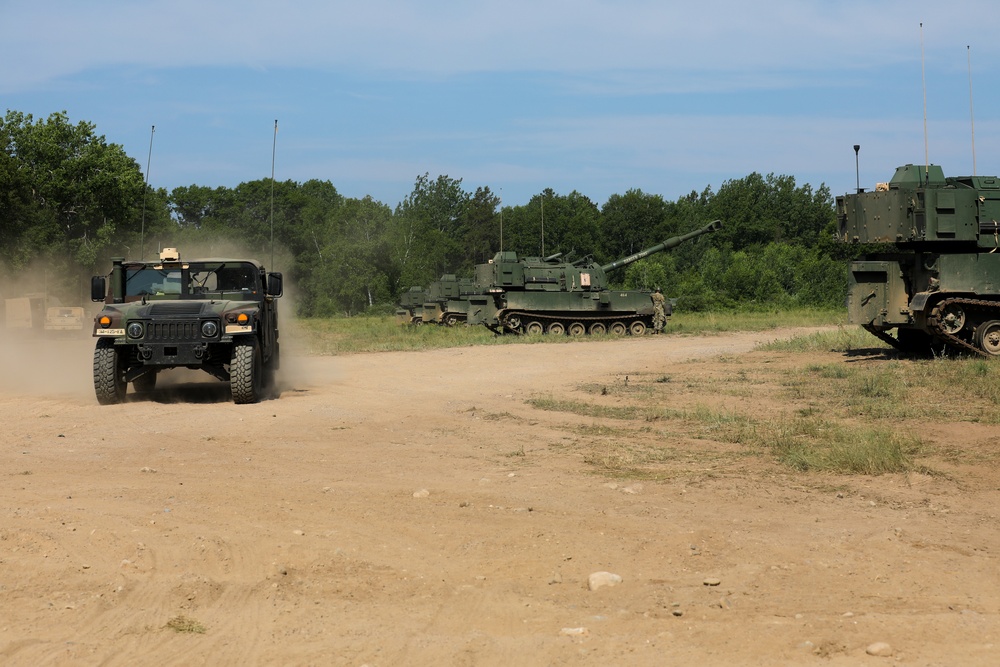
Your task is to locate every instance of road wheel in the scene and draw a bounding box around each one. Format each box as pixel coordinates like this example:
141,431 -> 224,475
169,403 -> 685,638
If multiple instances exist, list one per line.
525,321 -> 544,335
588,322 -> 607,335
568,322 -> 586,336
132,370 -> 158,393
976,320 -> 1000,356
629,320 -> 647,336
444,314 -> 460,327
609,322 -> 626,336
938,302 -> 967,334
231,339 -> 263,404
547,322 -> 565,336
93,338 -> 127,405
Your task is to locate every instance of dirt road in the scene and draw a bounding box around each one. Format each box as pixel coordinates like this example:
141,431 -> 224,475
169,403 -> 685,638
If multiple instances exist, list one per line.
0,329 -> 997,665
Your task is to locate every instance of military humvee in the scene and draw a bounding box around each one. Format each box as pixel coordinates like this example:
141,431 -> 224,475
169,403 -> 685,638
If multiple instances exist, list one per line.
90,248 -> 282,404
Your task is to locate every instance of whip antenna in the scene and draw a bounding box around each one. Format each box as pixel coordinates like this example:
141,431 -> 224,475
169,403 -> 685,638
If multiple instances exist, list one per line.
140,124 -> 155,260
270,119 -> 277,269
920,22 -> 929,178
968,45 -> 977,176
499,187 -> 503,253
540,194 -> 545,256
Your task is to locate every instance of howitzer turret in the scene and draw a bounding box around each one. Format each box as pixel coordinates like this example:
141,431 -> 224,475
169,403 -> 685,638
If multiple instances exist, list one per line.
476,220 -> 722,336
838,163 -> 1000,355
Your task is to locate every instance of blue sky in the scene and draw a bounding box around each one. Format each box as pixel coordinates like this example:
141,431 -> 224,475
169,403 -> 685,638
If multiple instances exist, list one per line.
3,0 -> 1000,208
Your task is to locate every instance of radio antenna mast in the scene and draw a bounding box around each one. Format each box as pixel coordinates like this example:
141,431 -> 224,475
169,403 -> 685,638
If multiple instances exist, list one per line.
270,119 -> 277,269
968,45 -> 977,176
499,187 -> 504,253
920,22 -> 929,178
540,193 -> 545,256
139,125 -> 155,260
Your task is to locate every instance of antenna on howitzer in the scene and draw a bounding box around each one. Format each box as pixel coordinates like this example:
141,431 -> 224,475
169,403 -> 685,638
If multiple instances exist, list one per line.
139,125 -> 155,261
854,144 -> 861,194
920,22 -> 929,179
499,187 -> 504,253
270,119 -> 277,270
540,192 -> 545,256
968,45 -> 977,176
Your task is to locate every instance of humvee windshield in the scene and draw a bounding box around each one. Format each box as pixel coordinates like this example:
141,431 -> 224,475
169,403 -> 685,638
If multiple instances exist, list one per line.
125,261 -> 261,299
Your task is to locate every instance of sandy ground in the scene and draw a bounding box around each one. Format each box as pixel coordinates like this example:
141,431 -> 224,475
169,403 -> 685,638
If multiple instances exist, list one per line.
0,327 -> 997,666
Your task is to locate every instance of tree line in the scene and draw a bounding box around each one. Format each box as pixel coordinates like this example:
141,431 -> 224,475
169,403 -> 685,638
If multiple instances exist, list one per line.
0,110 -> 848,316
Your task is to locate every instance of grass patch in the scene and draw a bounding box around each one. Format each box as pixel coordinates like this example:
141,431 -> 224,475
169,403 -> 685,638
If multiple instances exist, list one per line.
685,406 -> 920,474
665,308 -> 846,335
480,411 -> 520,422
768,420 -> 920,474
527,395 -> 684,422
165,615 -> 207,634
289,308 -> 846,355
757,326 -> 888,353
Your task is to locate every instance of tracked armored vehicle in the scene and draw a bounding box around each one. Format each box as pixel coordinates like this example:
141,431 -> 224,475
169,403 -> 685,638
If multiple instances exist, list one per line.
478,220 -> 721,335
419,274 -> 481,325
90,248 -> 282,404
395,286 -> 427,325
837,163 -> 1000,355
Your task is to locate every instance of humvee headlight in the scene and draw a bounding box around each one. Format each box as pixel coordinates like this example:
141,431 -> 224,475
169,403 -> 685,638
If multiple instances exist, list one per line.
201,320 -> 218,337
126,322 -> 144,339
236,313 -> 249,325
98,315 -> 112,328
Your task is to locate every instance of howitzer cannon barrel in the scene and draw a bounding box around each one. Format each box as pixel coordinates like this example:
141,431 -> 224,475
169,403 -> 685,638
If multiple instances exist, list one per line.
600,219 -> 721,273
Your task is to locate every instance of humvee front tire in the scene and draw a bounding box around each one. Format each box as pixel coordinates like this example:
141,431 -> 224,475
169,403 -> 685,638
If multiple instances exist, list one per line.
93,338 -> 127,405
231,339 -> 263,404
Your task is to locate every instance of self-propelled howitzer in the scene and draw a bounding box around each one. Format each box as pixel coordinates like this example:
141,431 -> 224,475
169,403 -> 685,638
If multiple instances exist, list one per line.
838,163 -> 1000,355
478,219 -> 722,335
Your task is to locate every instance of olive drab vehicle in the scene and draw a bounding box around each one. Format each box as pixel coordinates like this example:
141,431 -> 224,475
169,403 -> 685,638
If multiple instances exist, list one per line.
90,248 -> 283,404
395,286 -> 427,325
837,163 -> 1000,355
420,274 -> 482,326
477,220 -> 722,335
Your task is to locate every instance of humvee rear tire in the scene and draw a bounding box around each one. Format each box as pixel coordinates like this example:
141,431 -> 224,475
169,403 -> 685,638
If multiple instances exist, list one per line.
262,341 -> 280,394
132,370 -> 157,393
231,339 -> 263,404
93,338 -> 127,405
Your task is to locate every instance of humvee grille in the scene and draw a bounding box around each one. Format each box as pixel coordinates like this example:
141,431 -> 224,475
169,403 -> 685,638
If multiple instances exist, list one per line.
147,320 -> 201,341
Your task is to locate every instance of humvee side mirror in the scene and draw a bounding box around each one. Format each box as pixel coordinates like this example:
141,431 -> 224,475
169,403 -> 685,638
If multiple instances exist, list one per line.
91,276 -> 107,302
267,272 -> 283,297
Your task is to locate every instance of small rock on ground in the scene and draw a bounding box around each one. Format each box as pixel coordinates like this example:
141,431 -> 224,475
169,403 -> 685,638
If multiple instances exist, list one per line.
866,642 -> 893,657
588,571 -> 622,591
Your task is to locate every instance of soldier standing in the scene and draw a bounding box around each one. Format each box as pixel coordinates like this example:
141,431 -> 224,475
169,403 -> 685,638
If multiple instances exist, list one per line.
651,288 -> 666,334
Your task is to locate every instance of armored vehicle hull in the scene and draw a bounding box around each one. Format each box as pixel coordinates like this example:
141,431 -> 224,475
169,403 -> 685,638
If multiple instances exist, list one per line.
838,164 -> 1000,355
90,249 -> 283,404
395,286 -> 427,325
418,275 -> 481,325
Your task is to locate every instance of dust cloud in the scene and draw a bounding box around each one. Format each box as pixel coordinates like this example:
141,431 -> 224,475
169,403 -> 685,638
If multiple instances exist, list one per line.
0,329 -> 96,397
